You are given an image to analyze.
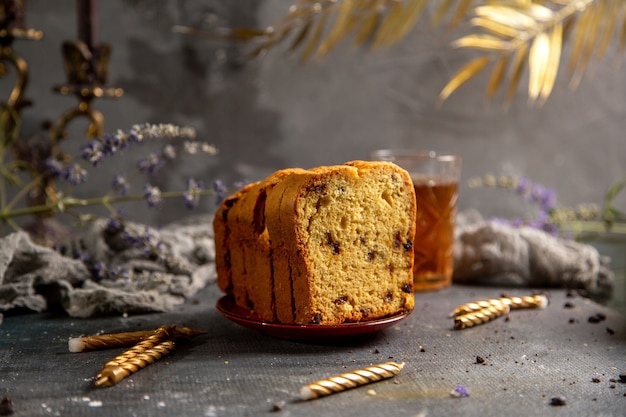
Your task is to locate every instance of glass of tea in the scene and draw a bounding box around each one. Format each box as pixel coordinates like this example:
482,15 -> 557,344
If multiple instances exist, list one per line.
370,150 -> 461,291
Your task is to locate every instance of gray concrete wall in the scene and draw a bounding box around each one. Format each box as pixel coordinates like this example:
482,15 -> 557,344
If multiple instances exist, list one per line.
4,0 -> 625,228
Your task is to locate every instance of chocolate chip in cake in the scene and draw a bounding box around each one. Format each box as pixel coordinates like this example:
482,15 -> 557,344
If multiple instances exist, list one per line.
311,314 -> 322,324
333,295 -> 348,305
360,308 -> 370,318
402,240 -> 413,252
401,283 -> 412,294
393,231 -> 403,250
307,183 -> 327,194
367,251 -> 376,262
385,291 -> 393,303
325,232 -> 341,255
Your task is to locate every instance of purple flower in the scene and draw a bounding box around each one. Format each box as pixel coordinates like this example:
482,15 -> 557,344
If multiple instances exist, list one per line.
122,226 -> 153,246
105,216 -> 124,233
539,189 -> 557,212
74,251 -> 92,263
137,153 -> 165,175
212,179 -> 228,205
63,164 -> 88,185
81,141 -> 105,165
90,261 -> 108,280
515,176 -> 530,195
450,384 -> 470,398
183,178 -> 203,210
143,183 -> 163,208
527,183 -> 557,212
109,266 -> 130,280
102,132 -> 128,155
112,174 -> 130,195
44,157 -> 65,177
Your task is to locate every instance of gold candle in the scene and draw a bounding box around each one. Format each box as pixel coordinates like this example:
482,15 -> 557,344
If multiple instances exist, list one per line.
95,339 -> 175,387
449,293 -> 548,318
453,303 -> 510,330
299,361 -> 404,400
68,326 -> 205,352
96,326 -> 174,369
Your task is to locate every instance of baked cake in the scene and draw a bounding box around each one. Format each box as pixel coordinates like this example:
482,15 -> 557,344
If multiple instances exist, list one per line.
213,161 -> 416,325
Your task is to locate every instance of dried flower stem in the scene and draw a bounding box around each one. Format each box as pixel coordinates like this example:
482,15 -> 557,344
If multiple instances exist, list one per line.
449,294 -> 549,318
299,361 -> 404,400
69,326 -> 205,353
95,339 -> 175,387
0,189 -> 217,222
453,304 -> 510,330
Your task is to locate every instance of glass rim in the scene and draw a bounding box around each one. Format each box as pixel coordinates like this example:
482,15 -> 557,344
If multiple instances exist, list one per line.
369,149 -> 461,162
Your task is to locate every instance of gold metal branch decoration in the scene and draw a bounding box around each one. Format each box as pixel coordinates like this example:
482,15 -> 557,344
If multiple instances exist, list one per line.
437,0 -> 626,106
192,0 -> 626,106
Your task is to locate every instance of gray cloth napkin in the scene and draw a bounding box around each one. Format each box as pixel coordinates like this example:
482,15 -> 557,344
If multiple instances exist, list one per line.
453,210 -> 614,292
0,215 -> 216,323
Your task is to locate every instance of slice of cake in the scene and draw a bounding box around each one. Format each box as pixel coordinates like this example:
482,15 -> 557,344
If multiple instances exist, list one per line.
213,161 -> 416,325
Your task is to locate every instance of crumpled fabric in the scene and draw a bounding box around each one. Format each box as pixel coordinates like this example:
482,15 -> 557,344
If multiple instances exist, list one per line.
0,215 -> 216,323
453,211 -> 614,292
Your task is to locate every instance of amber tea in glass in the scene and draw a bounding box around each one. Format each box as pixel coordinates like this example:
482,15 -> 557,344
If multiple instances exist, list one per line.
370,150 -> 461,291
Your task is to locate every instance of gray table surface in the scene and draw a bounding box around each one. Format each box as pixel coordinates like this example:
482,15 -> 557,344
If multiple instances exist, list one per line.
1,283 -> 625,417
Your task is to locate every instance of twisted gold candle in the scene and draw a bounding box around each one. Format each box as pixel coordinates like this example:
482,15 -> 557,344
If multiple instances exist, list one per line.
449,293 -> 548,318
453,303 -> 510,330
68,326 -> 205,352
96,326 -> 174,369
299,361 -> 404,400
95,340 -> 175,387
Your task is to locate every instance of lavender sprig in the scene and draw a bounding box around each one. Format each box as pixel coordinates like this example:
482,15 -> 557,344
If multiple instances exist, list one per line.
0,124 -> 241,226
468,174 -> 608,237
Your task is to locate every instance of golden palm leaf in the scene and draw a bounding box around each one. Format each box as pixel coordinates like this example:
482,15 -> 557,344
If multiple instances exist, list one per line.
177,0 -> 626,105
439,0 -> 626,105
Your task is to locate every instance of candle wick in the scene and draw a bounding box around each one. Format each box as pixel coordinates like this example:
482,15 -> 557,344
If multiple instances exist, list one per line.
95,376 -> 110,387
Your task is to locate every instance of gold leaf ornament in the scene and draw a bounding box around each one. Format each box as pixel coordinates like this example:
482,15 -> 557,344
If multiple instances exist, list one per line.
205,0 -> 625,105
541,22 -> 563,102
452,34 -> 512,51
371,0 -> 428,49
528,31 -> 551,101
437,55 -> 491,105
473,5 -> 539,31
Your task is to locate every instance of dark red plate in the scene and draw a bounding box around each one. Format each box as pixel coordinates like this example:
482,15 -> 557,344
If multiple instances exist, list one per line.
215,295 -> 412,342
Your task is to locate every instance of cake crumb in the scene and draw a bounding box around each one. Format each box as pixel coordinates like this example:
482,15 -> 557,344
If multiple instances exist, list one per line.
549,396 -> 567,406
0,396 -> 14,416
271,401 -> 285,412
